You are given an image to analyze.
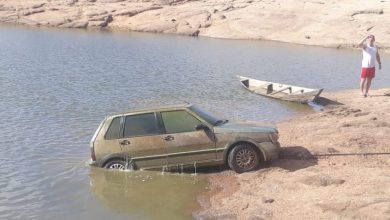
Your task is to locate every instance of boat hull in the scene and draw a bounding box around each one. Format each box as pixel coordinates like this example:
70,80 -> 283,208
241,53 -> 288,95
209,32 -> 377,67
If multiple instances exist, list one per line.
238,76 -> 323,104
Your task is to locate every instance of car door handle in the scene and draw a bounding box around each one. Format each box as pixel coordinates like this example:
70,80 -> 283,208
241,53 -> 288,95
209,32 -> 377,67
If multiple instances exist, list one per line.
163,136 -> 174,141
119,140 -> 131,145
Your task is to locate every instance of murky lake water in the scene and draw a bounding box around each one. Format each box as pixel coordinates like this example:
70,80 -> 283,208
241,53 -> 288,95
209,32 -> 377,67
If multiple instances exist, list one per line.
0,25 -> 389,220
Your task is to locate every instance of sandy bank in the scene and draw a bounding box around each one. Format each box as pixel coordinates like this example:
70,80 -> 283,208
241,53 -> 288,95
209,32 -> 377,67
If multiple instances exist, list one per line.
194,88 -> 390,220
1,0 -> 390,53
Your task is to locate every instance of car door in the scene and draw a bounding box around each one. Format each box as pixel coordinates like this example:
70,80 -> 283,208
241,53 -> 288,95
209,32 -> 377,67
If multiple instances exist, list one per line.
93,116 -> 124,161
160,110 -> 216,166
117,112 -> 168,169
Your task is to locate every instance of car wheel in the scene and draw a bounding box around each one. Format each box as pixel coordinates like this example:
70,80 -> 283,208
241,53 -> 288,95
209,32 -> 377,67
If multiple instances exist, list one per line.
104,159 -> 127,170
228,144 -> 260,173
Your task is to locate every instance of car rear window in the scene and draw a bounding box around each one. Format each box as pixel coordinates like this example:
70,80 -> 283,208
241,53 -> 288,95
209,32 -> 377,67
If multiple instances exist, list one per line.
161,110 -> 202,134
123,113 -> 160,137
105,117 -> 121,140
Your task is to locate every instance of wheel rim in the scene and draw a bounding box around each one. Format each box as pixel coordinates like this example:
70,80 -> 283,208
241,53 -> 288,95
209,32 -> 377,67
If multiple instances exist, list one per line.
235,149 -> 257,170
108,163 -> 125,170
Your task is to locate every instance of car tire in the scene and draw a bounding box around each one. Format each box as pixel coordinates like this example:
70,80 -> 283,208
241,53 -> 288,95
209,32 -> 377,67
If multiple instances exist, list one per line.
104,159 -> 127,170
228,144 -> 260,173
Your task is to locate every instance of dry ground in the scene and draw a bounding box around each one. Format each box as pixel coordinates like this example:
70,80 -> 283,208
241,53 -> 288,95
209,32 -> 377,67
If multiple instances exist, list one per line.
194,88 -> 390,220
1,0 -> 390,52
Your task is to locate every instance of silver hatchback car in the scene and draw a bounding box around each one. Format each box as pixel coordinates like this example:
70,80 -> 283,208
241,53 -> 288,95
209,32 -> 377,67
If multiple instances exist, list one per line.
90,104 -> 280,173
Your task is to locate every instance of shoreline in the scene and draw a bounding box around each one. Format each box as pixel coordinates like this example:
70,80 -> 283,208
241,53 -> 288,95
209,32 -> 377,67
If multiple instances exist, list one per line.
1,22 -> 386,56
194,88 -> 390,219
1,0 -> 390,53
1,22 -> 377,56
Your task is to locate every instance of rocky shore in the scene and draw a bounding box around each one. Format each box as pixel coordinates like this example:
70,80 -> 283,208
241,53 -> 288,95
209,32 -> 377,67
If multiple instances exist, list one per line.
194,88 -> 390,220
1,0 -> 390,52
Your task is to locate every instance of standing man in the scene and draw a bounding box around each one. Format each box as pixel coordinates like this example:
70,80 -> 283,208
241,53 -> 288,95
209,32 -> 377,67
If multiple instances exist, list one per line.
358,35 -> 382,97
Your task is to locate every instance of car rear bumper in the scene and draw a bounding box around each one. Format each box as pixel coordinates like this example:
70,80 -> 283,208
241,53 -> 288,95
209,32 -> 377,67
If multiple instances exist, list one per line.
89,159 -> 100,167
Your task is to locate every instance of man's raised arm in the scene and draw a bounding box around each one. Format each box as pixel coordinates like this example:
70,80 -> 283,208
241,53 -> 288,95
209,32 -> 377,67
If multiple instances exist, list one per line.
358,35 -> 370,49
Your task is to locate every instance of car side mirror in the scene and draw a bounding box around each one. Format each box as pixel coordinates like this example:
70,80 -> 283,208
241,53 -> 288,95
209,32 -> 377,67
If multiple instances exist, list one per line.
195,124 -> 208,131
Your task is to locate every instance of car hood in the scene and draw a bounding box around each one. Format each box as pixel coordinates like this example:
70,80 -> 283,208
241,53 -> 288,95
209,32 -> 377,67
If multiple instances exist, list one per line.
213,122 -> 277,134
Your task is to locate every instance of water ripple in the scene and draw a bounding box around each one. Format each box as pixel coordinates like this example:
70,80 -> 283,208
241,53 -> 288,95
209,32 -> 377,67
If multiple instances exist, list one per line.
1,25 -> 389,219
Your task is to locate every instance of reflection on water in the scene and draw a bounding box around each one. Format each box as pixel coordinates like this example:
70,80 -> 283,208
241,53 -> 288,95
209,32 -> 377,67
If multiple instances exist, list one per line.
89,168 -> 207,220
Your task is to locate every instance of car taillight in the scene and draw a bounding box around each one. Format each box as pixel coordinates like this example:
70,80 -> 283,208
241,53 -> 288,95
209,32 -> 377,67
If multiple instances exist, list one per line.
91,146 -> 96,161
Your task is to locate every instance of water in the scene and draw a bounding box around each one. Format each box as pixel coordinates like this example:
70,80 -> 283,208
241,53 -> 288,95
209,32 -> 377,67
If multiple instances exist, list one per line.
88,169 -> 207,220
0,25 -> 389,220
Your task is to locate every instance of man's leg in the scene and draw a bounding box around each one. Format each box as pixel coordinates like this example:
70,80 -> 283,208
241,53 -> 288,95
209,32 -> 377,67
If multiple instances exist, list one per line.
365,77 -> 373,96
360,77 -> 367,96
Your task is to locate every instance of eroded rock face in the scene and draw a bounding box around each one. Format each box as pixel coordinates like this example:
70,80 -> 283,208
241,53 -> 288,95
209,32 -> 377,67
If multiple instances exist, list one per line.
21,8 -> 45,16
0,0 -> 390,51
60,20 -> 89,28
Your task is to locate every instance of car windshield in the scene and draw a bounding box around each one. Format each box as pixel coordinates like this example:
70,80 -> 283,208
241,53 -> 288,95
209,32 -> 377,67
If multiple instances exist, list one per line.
189,105 -> 227,126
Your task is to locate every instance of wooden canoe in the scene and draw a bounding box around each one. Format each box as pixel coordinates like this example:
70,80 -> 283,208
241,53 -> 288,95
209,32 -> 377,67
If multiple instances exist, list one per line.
238,75 -> 323,104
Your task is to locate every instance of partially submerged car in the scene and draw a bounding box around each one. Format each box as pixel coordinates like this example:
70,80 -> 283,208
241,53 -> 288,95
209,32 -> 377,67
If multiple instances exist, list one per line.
90,104 -> 280,173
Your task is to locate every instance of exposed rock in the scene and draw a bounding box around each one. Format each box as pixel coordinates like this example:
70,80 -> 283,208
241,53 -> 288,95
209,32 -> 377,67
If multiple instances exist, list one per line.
157,0 -> 186,6
39,21 -> 49,25
305,0 -> 325,4
217,14 -> 226,19
221,4 -> 234,11
0,5 -> 16,12
200,20 -> 211,28
176,22 -> 200,36
21,8 -> 45,16
99,0 -> 126,3
0,14 -> 18,22
0,0 -> 390,53
88,20 -> 108,27
59,20 -> 88,28
48,18 -> 72,27
351,9 -> 384,16
241,203 -> 249,210
65,0 -> 78,5
114,6 -> 163,17
134,20 -> 177,33
17,17 -> 40,26
87,13 -> 112,27
31,3 -> 45,9
262,197 -> 274,203
88,13 -> 112,22
105,14 -> 113,22
366,25 -> 374,31
85,10 -> 108,17
113,9 -> 139,17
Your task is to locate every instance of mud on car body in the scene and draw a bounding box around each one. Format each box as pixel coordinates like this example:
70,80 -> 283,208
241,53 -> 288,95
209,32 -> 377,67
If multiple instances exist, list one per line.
90,104 -> 280,173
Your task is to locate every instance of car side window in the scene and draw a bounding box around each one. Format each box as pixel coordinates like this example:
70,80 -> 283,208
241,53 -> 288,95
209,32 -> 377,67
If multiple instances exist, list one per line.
105,117 -> 121,140
162,110 -> 202,134
123,113 -> 160,137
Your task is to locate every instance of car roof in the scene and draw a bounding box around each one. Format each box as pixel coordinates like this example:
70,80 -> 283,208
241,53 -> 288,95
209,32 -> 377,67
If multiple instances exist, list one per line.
109,103 -> 194,117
